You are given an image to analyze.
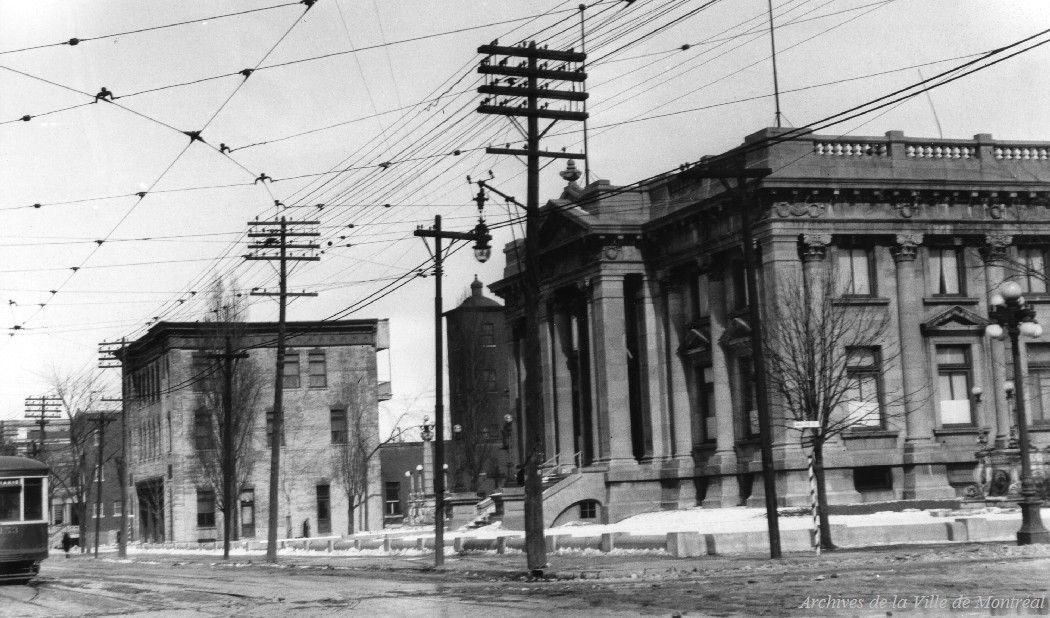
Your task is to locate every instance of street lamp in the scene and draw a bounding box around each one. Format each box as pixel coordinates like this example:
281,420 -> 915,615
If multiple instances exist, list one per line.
985,281 -> 1050,544
412,198 -> 493,567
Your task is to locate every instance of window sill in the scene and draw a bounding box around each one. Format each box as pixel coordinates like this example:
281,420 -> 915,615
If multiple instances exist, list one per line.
842,429 -> 898,440
933,426 -> 979,436
832,297 -> 890,307
923,296 -> 979,305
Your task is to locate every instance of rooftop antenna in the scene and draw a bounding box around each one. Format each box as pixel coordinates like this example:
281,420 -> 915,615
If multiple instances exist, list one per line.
766,0 -> 782,128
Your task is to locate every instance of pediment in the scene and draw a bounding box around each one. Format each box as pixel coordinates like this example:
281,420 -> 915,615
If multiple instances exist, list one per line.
719,317 -> 753,353
535,206 -> 589,249
920,305 -> 989,336
680,326 -> 711,355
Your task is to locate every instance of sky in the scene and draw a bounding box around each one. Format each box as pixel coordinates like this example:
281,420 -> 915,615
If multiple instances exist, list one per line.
1,0 -> 1049,436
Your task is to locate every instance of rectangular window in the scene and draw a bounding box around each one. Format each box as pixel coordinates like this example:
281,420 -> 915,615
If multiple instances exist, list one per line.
697,366 -> 716,442
308,351 -> 327,388
93,466 -> 105,483
836,248 -> 874,296
194,410 -> 214,450
24,478 -> 43,521
929,248 -> 964,295
843,347 -> 883,428
53,502 -> 64,525
739,358 -> 758,437
93,502 -> 102,518
265,409 -> 286,446
316,484 -> 331,535
731,261 -> 749,310
330,408 -> 347,444
240,490 -> 255,538
282,352 -> 300,389
1026,343 -> 1050,424
1019,247 -> 1048,294
196,489 -> 216,527
113,501 -> 122,517
481,323 -> 495,347
937,345 -> 973,425
694,273 -> 711,319
384,482 -> 401,516
483,369 -> 497,391
191,356 -> 213,392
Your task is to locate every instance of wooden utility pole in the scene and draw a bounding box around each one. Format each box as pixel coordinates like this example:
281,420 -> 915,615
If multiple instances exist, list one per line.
477,40 -> 588,574
99,340 -> 128,558
206,336 -> 249,560
23,396 -> 61,458
246,217 -> 319,563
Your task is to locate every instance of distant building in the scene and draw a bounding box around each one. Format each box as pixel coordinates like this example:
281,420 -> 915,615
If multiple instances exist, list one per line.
444,277 -> 514,492
122,319 -> 390,543
492,128 -> 1050,524
78,410 -> 123,547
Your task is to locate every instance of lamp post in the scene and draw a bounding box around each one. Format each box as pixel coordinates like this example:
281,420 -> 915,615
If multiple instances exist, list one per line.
413,203 -> 492,567
985,281 -> 1050,544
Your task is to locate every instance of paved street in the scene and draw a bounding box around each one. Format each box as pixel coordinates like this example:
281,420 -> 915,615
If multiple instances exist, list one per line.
3,542 -> 1048,616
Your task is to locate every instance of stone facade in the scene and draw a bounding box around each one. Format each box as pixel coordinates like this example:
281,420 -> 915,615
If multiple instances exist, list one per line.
490,128 -> 1050,525
123,320 -> 389,543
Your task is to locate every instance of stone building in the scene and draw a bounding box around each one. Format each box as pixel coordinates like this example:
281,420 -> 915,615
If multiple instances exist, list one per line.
490,127 -> 1050,525
122,319 -> 389,543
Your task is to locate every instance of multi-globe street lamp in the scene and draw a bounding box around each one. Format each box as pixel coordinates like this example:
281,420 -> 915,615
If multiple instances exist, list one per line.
413,194 -> 492,567
985,281 -> 1050,544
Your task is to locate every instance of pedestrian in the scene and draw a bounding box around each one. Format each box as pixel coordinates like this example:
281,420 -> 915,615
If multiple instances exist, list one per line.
302,519 -> 310,538
61,532 -> 72,558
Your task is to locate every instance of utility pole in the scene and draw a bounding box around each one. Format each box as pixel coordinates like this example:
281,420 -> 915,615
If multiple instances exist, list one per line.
246,217 -> 319,563
206,336 -> 249,560
24,396 -> 61,459
414,212 -> 491,567
477,40 -> 588,574
99,340 -> 128,558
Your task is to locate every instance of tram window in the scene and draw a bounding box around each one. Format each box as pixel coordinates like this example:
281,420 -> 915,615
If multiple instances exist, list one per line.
24,478 -> 43,521
0,482 -> 19,522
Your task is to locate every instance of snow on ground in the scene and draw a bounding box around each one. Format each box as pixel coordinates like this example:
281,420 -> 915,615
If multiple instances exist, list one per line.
92,506 -> 1049,558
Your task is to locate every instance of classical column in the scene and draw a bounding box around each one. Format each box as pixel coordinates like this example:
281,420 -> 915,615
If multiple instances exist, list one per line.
663,275 -> 693,465
637,275 -> 667,462
591,273 -> 636,467
538,302 -> 558,465
581,279 -> 604,462
800,233 -> 832,306
552,301 -> 577,467
983,235 -> 1013,447
705,261 -> 740,507
892,233 -> 934,443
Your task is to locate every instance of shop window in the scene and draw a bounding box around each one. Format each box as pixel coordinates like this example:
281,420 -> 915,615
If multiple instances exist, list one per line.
936,345 -> 973,425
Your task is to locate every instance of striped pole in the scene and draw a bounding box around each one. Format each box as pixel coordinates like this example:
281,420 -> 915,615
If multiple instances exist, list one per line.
808,453 -> 820,556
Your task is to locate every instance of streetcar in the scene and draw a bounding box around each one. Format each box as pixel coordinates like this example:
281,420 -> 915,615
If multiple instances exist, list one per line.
0,456 -> 49,583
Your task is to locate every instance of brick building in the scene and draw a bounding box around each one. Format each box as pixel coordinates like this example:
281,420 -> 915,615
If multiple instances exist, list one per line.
491,127 -> 1050,525
123,319 -> 389,543
444,277 -> 515,492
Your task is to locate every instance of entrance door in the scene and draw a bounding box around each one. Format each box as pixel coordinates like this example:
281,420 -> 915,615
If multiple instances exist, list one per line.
240,490 -> 255,538
136,479 -> 164,543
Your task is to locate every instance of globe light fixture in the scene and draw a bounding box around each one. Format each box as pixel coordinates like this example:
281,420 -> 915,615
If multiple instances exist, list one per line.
985,282 -> 1050,544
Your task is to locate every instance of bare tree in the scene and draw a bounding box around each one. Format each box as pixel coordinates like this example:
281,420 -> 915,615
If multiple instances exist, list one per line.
762,266 -> 905,550
192,279 -> 264,555
333,375 -> 405,534
46,367 -> 107,551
